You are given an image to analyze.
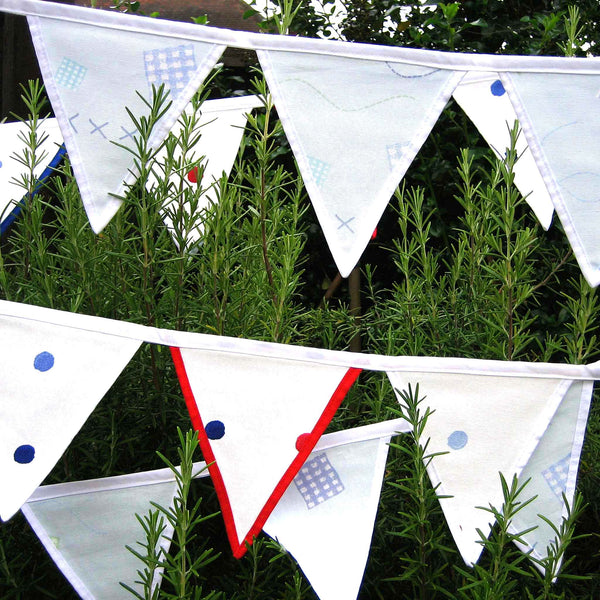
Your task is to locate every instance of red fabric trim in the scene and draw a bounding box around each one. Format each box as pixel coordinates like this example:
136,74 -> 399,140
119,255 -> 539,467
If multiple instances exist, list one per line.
235,366 -> 362,558
170,348 -> 360,559
169,346 -> 241,553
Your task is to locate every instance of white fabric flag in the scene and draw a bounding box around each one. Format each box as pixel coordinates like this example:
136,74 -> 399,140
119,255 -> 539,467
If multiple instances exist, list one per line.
27,13 -> 225,233
509,379 -> 593,572
264,419 -> 409,600
0,118 -> 65,234
452,72 -> 554,230
0,314 -> 142,521
170,345 -> 361,558
386,370 -> 576,566
502,72 -> 600,286
149,95 -> 261,248
257,49 -> 464,277
22,463 -> 209,599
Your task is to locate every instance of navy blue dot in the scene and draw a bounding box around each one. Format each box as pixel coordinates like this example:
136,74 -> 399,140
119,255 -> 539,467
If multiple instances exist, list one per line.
14,444 -> 35,464
490,80 -> 505,96
34,351 -> 54,372
205,420 -> 225,440
448,430 -> 468,450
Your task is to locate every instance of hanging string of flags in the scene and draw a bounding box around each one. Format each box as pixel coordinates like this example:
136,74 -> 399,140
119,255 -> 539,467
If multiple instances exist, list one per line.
0,299 -> 597,599
0,1 -> 598,597
2,0 -> 600,282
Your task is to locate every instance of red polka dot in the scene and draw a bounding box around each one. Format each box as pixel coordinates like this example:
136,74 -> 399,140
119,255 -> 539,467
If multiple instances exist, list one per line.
371,227 -> 378,240
295,433 -> 311,452
187,166 -> 199,183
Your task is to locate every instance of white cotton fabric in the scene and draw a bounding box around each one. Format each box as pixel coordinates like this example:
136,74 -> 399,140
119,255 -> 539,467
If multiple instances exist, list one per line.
264,422 -> 404,600
22,463 -> 210,599
177,347 -> 351,548
0,118 -> 64,229
27,14 -> 225,233
386,370 -> 572,566
148,95 -> 261,248
452,72 -> 554,230
0,315 -> 141,520
503,72 -> 600,286
258,49 -> 464,276
509,380 -> 593,573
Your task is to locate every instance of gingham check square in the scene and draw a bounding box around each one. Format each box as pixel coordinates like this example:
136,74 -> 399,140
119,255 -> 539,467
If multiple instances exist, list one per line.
294,453 -> 344,509
542,454 -> 571,500
308,156 -> 331,187
143,44 -> 197,98
55,58 -> 88,91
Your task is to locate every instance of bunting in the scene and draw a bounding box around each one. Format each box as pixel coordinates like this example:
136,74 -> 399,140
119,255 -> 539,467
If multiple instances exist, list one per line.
264,419 -> 409,600
26,8 -> 225,232
0,298 -> 597,552
452,72 -> 554,230
149,95 -> 261,248
257,49 -> 463,276
503,72 -> 600,286
170,345 -> 361,558
2,1 -> 600,282
0,312 -> 142,521
508,379 -> 593,572
0,118 -> 65,234
386,370 -> 585,567
22,463 -> 210,599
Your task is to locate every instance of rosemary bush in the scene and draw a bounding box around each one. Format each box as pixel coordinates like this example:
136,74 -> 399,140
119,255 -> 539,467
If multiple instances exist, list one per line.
1,2 -> 599,598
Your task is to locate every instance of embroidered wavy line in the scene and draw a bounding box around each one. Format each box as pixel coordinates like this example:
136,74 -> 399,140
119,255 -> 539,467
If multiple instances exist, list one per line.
282,78 -> 415,112
385,62 -> 441,78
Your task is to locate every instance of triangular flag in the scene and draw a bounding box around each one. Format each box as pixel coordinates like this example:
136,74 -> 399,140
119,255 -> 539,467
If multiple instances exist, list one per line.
264,419 -> 409,600
27,10 -> 225,232
0,314 -> 142,520
22,463 -> 209,599
0,118 -> 65,234
170,345 -> 361,558
508,379 -> 593,572
257,49 -> 464,276
149,95 -> 261,248
452,72 -> 554,230
387,369 -> 574,566
502,72 -> 600,286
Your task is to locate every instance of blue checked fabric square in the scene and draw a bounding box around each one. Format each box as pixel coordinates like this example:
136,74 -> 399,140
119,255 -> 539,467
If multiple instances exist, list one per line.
542,454 -> 570,500
294,453 -> 344,509
55,58 -> 88,90
143,44 -> 197,98
308,156 -> 330,187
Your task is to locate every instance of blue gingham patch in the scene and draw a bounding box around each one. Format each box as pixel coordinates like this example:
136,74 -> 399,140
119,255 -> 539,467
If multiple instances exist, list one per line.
308,156 -> 331,188
55,58 -> 88,90
294,453 -> 344,509
542,454 -> 571,500
143,44 -> 197,97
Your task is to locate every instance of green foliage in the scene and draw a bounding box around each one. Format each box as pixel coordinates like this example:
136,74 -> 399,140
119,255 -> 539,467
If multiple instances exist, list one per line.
1,2 -> 600,599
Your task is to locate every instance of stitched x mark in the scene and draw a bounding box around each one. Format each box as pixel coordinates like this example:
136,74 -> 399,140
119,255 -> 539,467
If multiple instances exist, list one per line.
89,118 -> 109,138
119,126 -> 136,141
336,214 -> 355,233
69,113 -> 80,133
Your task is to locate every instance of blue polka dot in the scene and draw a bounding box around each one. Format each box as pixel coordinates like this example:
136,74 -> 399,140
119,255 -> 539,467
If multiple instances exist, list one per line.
491,80 -> 505,96
205,420 -> 225,440
448,430 -> 468,450
0,160 -> 3,168
34,351 -> 54,372
14,445 -> 35,464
